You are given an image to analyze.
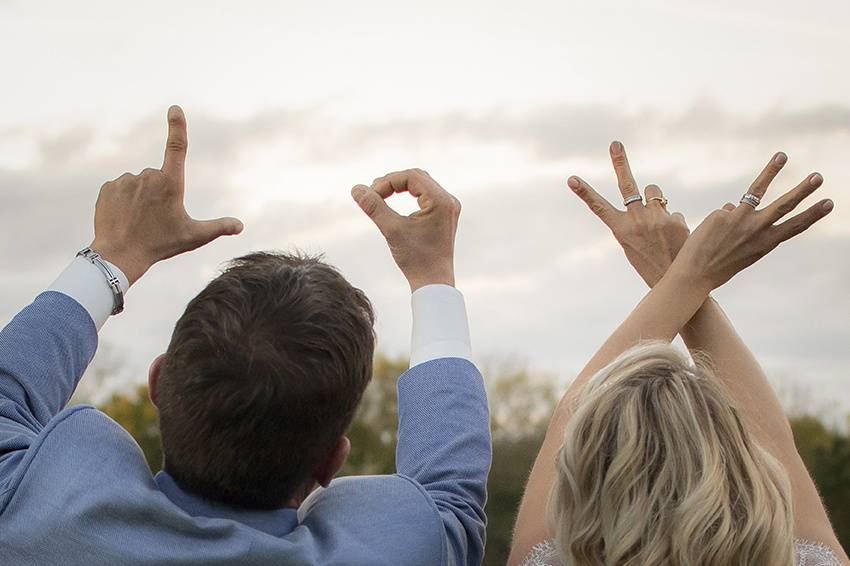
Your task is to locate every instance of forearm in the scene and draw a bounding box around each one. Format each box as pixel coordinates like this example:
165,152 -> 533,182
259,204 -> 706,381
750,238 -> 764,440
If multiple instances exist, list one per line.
679,297 -> 794,453
395,285 -> 490,565
0,256 -> 127,425
557,267 -> 709,416
510,268 -> 709,564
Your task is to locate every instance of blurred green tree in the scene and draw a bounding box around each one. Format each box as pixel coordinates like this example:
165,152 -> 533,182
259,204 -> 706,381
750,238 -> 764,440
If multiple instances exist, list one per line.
99,384 -> 163,472
792,415 -> 850,549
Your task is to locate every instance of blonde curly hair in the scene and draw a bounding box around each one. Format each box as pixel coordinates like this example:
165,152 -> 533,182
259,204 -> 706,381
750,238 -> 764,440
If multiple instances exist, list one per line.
548,342 -> 794,566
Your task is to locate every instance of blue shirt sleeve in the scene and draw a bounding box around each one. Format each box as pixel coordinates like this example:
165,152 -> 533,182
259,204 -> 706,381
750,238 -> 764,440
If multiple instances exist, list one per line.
395,357 -> 492,566
0,292 -> 98,480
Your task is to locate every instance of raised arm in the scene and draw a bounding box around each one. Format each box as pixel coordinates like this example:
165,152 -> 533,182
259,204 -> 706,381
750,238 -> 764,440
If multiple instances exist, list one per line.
509,143 -> 835,564
0,107 -> 242,481
562,143 -> 846,562
352,169 -> 490,566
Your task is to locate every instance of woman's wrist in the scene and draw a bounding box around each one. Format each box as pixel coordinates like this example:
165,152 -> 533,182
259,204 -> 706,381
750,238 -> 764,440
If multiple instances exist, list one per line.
663,258 -> 714,298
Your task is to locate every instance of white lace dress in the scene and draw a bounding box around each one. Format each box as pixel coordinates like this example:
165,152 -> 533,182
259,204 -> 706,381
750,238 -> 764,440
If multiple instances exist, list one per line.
520,539 -> 844,566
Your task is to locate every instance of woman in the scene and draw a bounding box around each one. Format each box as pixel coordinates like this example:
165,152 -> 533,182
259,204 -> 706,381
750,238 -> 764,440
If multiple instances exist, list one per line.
509,142 -> 848,565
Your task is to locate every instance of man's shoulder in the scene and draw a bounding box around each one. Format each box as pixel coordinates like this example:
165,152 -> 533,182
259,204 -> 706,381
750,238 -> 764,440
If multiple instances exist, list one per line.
298,474 -> 447,560
2,405 -> 151,506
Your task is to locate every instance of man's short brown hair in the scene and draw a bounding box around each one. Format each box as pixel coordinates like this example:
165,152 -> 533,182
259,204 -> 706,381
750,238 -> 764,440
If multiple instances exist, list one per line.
156,252 -> 375,509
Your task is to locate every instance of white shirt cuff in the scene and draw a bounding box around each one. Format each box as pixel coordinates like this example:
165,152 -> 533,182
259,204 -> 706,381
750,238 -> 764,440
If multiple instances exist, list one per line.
410,284 -> 472,368
48,256 -> 130,331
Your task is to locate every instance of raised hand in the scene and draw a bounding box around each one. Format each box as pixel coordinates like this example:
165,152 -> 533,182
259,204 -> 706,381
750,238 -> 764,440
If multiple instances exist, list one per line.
90,106 -> 243,285
351,168 -> 461,291
568,141 -> 690,287
674,152 -> 833,291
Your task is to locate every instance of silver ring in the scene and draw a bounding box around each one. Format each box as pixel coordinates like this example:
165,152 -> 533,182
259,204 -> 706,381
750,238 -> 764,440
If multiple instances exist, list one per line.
623,194 -> 643,207
740,193 -> 761,208
648,196 -> 668,207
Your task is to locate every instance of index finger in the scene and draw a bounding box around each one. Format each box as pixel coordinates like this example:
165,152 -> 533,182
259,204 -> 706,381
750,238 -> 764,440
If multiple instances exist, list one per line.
371,168 -> 450,201
162,105 -> 188,180
567,176 -> 618,226
609,141 -> 641,207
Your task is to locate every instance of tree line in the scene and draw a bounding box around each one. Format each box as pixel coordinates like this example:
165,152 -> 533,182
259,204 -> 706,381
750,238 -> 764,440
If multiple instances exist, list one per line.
94,354 -> 850,565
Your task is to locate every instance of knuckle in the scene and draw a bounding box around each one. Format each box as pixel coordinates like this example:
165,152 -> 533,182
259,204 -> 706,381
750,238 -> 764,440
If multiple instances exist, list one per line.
619,181 -> 636,194
140,167 -> 161,182
590,202 -> 607,217
776,200 -> 795,216
166,138 -> 187,153
361,194 -> 380,217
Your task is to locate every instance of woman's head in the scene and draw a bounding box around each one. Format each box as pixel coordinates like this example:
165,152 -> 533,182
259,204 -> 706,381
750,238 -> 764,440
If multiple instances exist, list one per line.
548,342 -> 794,566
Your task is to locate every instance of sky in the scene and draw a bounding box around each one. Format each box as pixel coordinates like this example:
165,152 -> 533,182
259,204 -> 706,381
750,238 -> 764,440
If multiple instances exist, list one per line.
0,0 -> 848,417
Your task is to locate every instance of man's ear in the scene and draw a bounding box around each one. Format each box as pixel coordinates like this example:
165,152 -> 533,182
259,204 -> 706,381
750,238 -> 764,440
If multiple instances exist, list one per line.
312,436 -> 351,489
147,354 -> 167,407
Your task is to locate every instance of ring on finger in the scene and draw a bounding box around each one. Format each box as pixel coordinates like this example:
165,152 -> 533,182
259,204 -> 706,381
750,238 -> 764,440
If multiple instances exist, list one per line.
740,193 -> 761,208
623,194 -> 643,207
648,196 -> 668,207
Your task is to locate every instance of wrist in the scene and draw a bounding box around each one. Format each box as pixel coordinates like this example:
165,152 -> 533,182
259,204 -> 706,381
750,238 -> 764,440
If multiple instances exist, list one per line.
662,261 -> 713,298
407,272 -> 456,293
89,240 -> 149,286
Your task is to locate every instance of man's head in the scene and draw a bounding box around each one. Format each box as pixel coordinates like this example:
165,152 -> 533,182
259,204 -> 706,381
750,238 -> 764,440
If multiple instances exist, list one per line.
148,251 -> 375,509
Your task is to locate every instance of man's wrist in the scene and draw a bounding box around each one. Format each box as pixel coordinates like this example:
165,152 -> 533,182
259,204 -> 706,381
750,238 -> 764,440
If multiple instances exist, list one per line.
49,254 -> 130,330
406,266 -> 456,293
89,240 -> 149,287
409,284 -> 471,367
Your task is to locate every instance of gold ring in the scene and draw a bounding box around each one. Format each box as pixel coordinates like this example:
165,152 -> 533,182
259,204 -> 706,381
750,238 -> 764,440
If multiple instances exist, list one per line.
648,196 -> 668,207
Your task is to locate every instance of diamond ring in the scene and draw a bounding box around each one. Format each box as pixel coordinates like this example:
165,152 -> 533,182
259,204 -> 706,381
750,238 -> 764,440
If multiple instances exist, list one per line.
623,194 -> 643,207
740,193 -> 761,208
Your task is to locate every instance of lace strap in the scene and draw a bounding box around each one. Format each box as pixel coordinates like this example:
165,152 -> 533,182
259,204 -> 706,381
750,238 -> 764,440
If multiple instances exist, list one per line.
519,538 -> 845,566
795,538 -> 844,566
519,539 -> 559,566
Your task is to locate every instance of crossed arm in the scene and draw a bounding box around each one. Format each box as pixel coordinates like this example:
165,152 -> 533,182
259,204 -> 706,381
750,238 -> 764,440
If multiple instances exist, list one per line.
509,143 -> 847,564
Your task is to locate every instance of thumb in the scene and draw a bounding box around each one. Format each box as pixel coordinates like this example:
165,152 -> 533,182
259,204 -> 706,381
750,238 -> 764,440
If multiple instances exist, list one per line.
188,217 -> 244,247
351,184 -> 401,233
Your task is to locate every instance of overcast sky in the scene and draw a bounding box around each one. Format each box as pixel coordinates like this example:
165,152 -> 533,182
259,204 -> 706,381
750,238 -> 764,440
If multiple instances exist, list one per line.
1,0 -> 848,416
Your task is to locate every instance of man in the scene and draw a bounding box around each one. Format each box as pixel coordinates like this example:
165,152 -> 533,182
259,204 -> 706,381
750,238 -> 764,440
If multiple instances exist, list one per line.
0,106 -> 491,565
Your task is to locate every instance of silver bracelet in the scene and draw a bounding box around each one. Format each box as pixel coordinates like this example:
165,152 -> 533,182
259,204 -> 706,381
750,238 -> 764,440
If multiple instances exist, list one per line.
76,247 -> 125,315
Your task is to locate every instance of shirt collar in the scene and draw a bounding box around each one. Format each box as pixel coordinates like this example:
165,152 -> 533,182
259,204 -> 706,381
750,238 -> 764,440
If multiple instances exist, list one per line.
154,471 -> 299,537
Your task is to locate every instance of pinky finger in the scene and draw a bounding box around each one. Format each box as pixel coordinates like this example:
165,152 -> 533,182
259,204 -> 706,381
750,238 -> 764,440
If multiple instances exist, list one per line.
773,199 -> 834,243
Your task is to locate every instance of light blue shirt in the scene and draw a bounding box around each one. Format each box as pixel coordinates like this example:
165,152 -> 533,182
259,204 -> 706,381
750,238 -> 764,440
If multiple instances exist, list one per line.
0,289 -> 491,565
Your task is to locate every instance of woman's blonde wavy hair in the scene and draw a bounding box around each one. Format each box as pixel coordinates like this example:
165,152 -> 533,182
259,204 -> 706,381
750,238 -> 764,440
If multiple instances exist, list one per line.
548,342 -> 795,566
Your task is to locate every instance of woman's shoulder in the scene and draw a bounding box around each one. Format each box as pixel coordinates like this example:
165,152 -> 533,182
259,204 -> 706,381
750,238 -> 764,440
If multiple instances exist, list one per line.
518,539 -> 845,566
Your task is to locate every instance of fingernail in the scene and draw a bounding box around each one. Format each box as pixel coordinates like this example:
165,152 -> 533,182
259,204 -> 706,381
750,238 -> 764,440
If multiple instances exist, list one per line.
567,176 -> 581,190
351,185 -> 367,198
774,152 -> 787,165
234,220 -> 244,232
810,173 -> 823,187
610,141 -> 623,155
823,199 -> 834,211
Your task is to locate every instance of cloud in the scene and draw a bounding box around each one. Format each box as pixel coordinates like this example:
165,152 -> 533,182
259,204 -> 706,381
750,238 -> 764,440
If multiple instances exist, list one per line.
1,99 -> 848,417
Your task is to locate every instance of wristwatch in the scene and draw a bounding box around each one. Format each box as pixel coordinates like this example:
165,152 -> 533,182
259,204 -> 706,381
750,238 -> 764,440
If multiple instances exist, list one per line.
76,247 -> 125,315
